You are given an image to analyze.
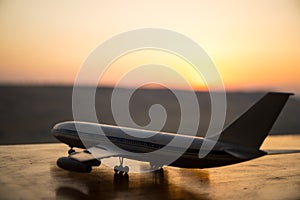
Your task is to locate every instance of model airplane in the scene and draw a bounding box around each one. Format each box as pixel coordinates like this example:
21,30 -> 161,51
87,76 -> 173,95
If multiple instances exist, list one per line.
52,92 -> 293,174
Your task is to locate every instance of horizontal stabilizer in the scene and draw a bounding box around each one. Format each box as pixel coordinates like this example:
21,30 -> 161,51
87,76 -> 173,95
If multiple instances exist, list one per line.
224,149 -> 266,159
265,149 -> 300,155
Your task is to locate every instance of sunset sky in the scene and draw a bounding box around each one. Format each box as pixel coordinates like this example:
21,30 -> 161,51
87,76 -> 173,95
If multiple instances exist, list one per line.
0,1 -> 299,95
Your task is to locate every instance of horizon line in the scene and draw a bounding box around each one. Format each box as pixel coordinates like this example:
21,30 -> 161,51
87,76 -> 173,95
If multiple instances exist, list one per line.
0,82 -> 295,95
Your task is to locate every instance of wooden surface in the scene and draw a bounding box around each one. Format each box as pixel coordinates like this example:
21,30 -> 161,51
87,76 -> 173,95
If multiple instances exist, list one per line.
0,135 -> 299,200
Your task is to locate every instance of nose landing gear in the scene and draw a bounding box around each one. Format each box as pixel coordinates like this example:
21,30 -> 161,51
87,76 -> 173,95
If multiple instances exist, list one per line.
68,147 -> 75,155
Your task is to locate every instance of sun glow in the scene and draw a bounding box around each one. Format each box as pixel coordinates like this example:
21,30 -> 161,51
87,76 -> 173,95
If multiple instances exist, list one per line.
99,50 -> 208,91
0,1 -> 299,94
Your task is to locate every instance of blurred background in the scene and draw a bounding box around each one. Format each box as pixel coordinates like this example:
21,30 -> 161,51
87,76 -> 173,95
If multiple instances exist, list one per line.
0,1 -> 299,144
0,86 -> 299,144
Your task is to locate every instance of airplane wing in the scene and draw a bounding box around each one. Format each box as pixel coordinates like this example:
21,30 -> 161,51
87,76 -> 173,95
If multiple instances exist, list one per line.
69,145 -> 126,163
264,149 -> 300,155
56,145 -> 129,173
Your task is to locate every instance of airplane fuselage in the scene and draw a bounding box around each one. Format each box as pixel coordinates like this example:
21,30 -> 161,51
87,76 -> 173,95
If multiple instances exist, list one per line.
52,121 -> 265,168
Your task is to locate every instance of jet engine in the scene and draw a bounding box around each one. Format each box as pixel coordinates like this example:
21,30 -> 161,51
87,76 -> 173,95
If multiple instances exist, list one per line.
56,157 -> 100,173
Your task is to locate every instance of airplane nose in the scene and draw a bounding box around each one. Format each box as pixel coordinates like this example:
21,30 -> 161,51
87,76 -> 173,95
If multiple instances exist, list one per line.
51,121 -> 85,149
51,124 -> 60,138
51,121 -> 77,138
51,123 -> 61,137
51,123 -> 65,137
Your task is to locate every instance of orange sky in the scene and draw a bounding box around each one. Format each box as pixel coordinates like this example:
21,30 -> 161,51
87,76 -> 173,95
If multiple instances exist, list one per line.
0,1 -> 299,95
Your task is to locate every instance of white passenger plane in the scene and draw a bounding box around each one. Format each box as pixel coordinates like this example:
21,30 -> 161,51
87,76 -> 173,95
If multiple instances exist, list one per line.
52,92 -> 293,174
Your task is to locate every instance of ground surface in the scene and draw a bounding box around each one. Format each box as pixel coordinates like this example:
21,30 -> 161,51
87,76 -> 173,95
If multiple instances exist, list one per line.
0,135 -> 299,200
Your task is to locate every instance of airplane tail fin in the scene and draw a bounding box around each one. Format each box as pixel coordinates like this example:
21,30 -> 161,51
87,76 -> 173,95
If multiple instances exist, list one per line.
218,92 -> 293,150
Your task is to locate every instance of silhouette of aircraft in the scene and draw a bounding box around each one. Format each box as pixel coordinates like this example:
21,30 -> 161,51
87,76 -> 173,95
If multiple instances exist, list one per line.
52,92 -> 293,173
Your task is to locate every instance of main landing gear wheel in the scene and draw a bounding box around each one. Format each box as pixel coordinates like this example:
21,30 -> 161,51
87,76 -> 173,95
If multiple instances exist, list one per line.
114,166 -> 129,174
114,157 -> 129,174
